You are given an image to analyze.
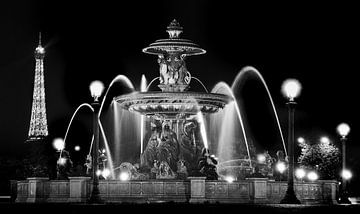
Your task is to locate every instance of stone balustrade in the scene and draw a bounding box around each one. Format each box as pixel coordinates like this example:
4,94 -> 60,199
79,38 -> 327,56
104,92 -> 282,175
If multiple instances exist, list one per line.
14,177 -> 338,204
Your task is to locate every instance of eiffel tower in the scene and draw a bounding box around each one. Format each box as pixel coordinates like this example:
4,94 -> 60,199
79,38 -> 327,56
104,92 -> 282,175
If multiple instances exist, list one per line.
27,32 -> 49,142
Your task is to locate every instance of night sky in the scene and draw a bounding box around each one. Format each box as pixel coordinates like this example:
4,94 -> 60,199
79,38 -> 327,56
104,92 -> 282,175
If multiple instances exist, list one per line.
0,0 -> 359,190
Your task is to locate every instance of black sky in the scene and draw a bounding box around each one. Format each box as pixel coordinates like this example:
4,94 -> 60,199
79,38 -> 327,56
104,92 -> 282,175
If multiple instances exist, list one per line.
0,0 -> 359,176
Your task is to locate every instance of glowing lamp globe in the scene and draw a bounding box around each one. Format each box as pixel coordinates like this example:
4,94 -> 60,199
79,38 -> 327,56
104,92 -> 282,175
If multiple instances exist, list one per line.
74,145 -> 80,151
276,162 -> 286,174
257,154 -> 266,164
224,176 -> 235,183
337,123 -> 350,137
281,79 -> 302,101
53,138 -> 65,151
341,169 -> 352,180
307,171 -> 318,181
297,137 -> 305,144
295,168 -> 306,179
320,136 -> 330,144
89,80 -> 105,101
120,172 -> 130,181
101,168 -> 111,179
57,157 -> 67,166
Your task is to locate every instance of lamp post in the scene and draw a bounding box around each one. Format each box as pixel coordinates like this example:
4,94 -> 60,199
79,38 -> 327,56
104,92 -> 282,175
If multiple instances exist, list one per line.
53,138 -> 65,179
280,79 -> 301,204
88,80 -> 104,203
337,123 -> 351,204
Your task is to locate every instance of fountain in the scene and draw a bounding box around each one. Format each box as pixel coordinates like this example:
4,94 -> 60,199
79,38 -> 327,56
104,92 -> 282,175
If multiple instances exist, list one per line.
114,19 -> 231,179
15,20 -> 339,204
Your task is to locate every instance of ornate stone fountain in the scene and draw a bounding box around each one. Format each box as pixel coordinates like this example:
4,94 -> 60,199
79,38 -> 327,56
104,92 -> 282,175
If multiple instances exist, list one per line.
115,20 -> 231,178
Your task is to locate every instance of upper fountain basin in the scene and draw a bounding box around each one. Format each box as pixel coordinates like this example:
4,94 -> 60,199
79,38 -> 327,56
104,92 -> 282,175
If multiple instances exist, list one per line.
114,91 -> 231,118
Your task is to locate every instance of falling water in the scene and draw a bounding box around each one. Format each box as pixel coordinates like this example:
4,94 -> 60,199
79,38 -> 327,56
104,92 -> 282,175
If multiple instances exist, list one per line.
191,76 -> 209,93
232,66 -> 287,156
146,77 -> 160,91
62,103 -> 94,158
99,74 -> 135,116
98,119 -> 115,179
97,74 -> 136,179
196,111 -> 209,149
211,82 -> 252,166
140,75 -> 147,154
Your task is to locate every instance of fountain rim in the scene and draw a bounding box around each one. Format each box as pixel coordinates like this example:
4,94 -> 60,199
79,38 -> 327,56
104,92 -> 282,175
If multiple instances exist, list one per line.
113,91 -> 232,116
142,38 -> 206,56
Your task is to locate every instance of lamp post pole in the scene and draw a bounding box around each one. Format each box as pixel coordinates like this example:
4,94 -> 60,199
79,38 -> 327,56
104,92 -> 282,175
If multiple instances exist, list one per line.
339,135 -> 350,204
280,78 -> 301,204
88,80 -> 104,204
337,122 -> 351,204
89,102 -> 101,203
280,101 -> 301,204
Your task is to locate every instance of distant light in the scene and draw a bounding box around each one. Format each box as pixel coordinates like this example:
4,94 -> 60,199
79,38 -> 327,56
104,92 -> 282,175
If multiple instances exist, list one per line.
224,176 -> 235,183
102,149 -> 106,153
74,145 -> 80,151
320,136 -> 330,144
295,168 -> 306,179
337,123 -> 350,137
101,168 -> 111,179
257,154 -> 266,164
89,80 -> 104,101
297,137 -> 305,144
276,162 -> 286,174
53,138 -> 65,151
341,169 -> 352,180
307,171 -> 319,181
96,170 -> 102,177
36,46 -> 45,54
57,157 -> 66,166
119,172 -> 130,181
281,79 -> 302,101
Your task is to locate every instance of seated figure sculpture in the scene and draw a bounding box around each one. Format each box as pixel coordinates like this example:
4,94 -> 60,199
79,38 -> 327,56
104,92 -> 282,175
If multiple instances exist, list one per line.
140,120 -> 162,171
157,121 -> 179,172
179,121 -> 201,175
176,159 -> 188,179
157,161 -> 176,179
198,148 -> 218,180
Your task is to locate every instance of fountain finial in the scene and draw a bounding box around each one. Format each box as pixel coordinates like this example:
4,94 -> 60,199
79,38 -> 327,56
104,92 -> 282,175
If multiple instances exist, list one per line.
166,19 -> 183,39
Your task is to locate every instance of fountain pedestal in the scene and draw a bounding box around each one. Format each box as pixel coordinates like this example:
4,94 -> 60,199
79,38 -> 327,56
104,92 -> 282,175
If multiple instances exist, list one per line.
247,178 -> 269,203
26,177 -> 49,203
189,177 -> 206,203
69,177 -> 91,203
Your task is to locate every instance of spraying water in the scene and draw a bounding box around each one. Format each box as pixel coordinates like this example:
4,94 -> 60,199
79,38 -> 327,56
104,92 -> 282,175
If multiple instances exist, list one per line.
146,77 -> 160,91
232,66 -> 287,156
99,75 -> 135,117
140,75 -> 147,154
62,103 -> 94,158
211,82 -> 252,166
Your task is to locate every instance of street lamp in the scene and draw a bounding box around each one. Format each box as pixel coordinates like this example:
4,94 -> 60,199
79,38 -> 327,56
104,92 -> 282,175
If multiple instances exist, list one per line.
336,122 -> 351,204
280,79 -> 301,204
320,136 -> 330,144
297,137 -> 305,144
295,168 -> 306,181
307,171 -> 319,182
88,80 -> 104,203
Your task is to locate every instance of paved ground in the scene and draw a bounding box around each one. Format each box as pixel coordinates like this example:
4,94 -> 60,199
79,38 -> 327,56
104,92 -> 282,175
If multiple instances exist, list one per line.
1,203 -> 360,214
